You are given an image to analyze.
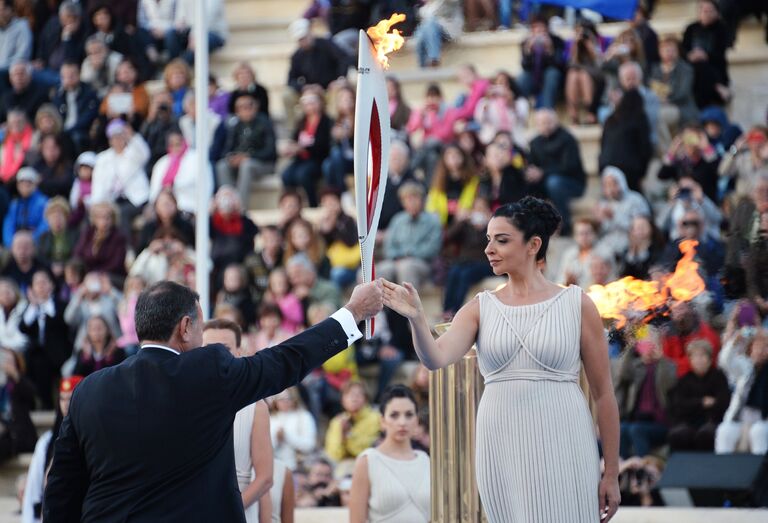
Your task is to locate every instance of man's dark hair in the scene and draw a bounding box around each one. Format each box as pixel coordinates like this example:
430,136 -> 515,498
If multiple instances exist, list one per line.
203,318 -> 242,349
135,281 -> 199,342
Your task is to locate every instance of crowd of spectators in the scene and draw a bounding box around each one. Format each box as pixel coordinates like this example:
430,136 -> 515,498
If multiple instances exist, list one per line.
0,0 -> 767,515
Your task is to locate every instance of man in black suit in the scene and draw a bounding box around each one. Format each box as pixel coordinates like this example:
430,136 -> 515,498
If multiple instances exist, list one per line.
44,280 -> 383,522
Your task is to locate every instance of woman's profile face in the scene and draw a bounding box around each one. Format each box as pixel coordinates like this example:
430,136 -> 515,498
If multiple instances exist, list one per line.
381,397 -> 418,442
484,217 -> 534,276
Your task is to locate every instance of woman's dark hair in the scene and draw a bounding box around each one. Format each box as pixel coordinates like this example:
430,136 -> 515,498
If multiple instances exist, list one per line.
492,196 -> 561,261
258,302 -> 283,321
426,83 -> 442,98
379,384 -> 418,415
85,314 -> 115,348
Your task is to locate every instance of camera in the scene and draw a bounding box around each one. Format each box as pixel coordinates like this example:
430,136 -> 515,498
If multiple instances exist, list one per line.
676,187 -> 692,200
158,103 -> 170,113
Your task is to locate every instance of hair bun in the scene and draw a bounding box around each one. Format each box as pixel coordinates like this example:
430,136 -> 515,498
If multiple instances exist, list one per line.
518,196 -> 561,236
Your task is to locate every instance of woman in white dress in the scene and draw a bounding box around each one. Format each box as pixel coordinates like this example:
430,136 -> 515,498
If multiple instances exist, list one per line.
349,385 -> 430,523
383,196 -> 621,522
203,319 -> 273,523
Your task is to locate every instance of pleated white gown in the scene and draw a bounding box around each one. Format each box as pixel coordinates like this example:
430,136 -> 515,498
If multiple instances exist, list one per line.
475,286 -> 600,522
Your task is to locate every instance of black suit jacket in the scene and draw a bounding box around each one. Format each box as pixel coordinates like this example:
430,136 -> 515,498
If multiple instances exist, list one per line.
44,318 -> 351,522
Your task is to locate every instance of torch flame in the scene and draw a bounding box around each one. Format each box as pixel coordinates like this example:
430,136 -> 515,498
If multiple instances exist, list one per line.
366,13 -> 406,69
587,239 -> 706,328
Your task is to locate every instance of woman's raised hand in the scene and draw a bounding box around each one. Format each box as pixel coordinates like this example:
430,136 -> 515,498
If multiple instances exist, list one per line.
382,279 -> 423,320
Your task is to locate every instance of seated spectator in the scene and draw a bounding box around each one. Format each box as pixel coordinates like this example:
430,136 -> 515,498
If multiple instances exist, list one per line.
161,59 -> 191,118
73,202 -> 128,280
283,218 -> 331,279
601,62 -> 660,150
68,151 -> 96,226
3,168 -> 49,248
296,457 -> 342,508
245,225 -> 283,304
276,188 -> 304,235
349,384 -> 430,523
587,250 -> 617,287
525,109 -> 585,234
228,61 -> 269,116
29,133 -> 74,199
129,228 -> 194,285
477,141 -> 527,212
20,269 -> 71,409
0,61 -> 50,122
281,89 -> 332,207
34,1 -> 86,86
286,253 -> 342,310
29,104 -> 74,161
474,71 -> 529,147
557,218 -> 598,287
449,64 -> 491,124
406,83 -> 454,183
602,29 -> 647,94
38,197 -> 76,278
426,144 -> 479,226
631,4 -> 660,69
650,36 -> 699,152
386,76 -> 411,134
0,109 -> 34,183
325,381 -> 381,464
0,231 -> 46,293
745,208 -> 768,313
326,0 -> 372,61
724,174 -> 768,303
599,90 -> 653,192
139,188 -> 194,252
0,348 -> 36,462
656,176 -> 721,242
116,275 -> 144,355
63,270 -> 121,349
72,315 -> 126,377
0,278 -> 28,353
668,339 -> 730,451
167,0 -> 227,65
317,188 -> 358,288
442,196 -> 493,316
412,0 -> 462,68
378,182 -> 442,287
209,185 -> 259,272
661,207 -> 725,288
716,328 -> 768,455
620,215 -> 666,280
380,141 -> 419,232
207,74 -> 229,118
0,0 -> 32,75
283,19 -> 347,129
99,59 -> 151,129
91,119 -> 151,229
178,89 -> 222,156
616,327 -> 678,458
595,166 -> 651,256
662,301 -> 721,378
682,0 -> 731,107
215,264 -> 256,329
250,303 -> 291,352
658,125 -> 720,203
564,20 -> 604,125
700,106 -> 742,160
322,84 -> 355,193
216,93 -> 276,206
264,267 -> 303,334
150,129 -> 211,215
88,4 -> 148,72
141,91 -> 178,168
269,387 -> 317,471
718,127 -> 768,201
80,34 -> 123,98
137,0 -> 175,61
517,16 -> 565,109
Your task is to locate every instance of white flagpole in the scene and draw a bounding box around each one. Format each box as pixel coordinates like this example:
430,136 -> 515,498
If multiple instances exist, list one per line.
194,0 -> 210,318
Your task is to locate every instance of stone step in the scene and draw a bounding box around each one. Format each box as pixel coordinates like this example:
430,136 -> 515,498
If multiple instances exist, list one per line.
225,0 -> 306,22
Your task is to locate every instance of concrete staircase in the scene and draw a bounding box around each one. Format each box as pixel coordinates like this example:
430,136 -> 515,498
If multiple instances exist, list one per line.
213,0 -> 768,224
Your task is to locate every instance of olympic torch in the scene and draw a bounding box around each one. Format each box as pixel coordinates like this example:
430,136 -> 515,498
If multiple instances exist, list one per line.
354,14 -> 405,339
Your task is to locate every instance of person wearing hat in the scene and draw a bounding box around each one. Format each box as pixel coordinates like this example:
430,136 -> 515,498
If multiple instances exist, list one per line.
2,167 -> 49,248
718,126 -> 768,200
22,375 -> 84,523
68,150 -> 96,226
37,197 -> 76,278
283,18 -> 348,130
91,118 -> 150,231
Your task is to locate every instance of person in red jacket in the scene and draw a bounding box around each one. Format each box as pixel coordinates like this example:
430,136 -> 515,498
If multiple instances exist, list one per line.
662,301 -> 721,377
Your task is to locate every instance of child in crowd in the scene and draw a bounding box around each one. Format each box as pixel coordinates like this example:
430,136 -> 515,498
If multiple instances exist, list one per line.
264,268 -> 304,333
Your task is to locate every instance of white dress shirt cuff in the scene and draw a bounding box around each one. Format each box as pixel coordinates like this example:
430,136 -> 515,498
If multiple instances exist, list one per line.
330,308 -> 363,346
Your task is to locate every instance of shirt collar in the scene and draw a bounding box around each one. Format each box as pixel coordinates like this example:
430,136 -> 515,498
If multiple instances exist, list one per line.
141,344 -> 181,355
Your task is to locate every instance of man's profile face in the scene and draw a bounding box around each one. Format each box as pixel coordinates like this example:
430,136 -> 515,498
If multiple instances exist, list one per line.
183,304 -> 205,349
202,328 -> 239,357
